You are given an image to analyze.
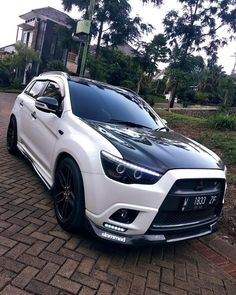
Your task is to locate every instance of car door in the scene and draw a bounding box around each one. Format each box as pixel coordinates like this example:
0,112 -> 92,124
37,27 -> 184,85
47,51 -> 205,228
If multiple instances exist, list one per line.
19,80 -> 47,154
26,79 -> 64,176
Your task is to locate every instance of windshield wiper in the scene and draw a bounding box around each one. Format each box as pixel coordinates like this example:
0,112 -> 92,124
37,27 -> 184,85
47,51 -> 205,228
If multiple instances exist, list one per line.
108,119 -> 151,129
155,126 -> 170,132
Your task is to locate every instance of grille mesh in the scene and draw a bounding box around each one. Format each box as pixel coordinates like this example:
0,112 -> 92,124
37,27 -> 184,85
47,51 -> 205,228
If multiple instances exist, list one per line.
151,209 -> 216,227
150,178 -> 225,231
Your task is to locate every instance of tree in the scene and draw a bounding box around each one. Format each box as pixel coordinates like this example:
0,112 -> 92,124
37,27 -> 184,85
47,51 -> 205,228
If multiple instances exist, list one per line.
87,47 -> 139,86
142,0 -> 163,5
163,0 -> 236,107
198,65 -> 236,106
62,0 -> 152,57
134,34 -> 169,93
0,55 -> 14,86
54,18 -> 78,53
46,60 -> 68,72
13,42 -> 40,83
166,55 -> 205,106
218,75 -> 236,107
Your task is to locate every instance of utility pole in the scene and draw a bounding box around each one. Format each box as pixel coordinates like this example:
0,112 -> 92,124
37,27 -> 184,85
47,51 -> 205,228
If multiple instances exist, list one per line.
79,0 -> 96,77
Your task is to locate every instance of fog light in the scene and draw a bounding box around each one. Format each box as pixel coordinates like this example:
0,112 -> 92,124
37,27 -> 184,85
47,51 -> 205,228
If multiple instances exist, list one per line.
110,209 -> 139,224
103,223 -> 127,232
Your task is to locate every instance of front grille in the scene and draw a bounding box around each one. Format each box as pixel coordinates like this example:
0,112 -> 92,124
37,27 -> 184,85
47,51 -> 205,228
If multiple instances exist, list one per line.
148,178 -> 225,234
152,209 -> 216,227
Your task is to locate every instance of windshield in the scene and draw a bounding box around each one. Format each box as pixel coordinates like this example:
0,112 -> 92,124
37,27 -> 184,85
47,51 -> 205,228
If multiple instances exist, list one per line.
69,80 -> 163,130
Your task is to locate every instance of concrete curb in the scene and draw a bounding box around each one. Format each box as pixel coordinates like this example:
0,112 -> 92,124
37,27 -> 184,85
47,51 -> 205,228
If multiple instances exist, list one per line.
200,233 -> 236,265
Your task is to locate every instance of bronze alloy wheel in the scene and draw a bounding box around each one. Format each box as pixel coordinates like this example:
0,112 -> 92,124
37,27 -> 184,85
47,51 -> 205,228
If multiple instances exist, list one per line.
7,116 -> 18,155
53,157 -> 85,231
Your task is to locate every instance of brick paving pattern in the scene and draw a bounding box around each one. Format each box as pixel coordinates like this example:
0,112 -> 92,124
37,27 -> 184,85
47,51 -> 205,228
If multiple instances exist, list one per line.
0,93 -> 235,294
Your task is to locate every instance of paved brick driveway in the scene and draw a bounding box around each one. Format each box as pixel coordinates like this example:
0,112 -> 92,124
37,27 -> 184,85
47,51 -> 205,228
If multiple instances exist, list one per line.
0,92 -> 235,295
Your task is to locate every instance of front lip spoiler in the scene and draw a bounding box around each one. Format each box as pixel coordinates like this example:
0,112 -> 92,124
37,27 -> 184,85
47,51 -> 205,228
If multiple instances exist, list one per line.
87,219 -> 218,246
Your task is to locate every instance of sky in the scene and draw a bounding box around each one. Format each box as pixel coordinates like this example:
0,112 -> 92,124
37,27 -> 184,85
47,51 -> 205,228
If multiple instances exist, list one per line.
0,0 -> 235,74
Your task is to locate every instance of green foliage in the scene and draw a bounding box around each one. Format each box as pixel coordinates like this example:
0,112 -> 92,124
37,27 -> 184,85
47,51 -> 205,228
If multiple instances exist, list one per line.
11,78 -> 22,89
157,109 -> 204,125
207,113 -> 236,131
134,35 -> 169,73
143,94 -> 157,106
197,132 -> 236,165
87,48 -> 139,86
87,54 -> 108,82
0,55 -> 15,86
120,80 -> 136,91
0,60 -> 11,86
143,94 -> 167,106
164,0 -> 236,65
54,19 -> 78,52
62,0 -> 152,54
197,66 -> 236,106
142,0 -> 163,5
46,60 -> 67,72
165,54 -> 205,107
134,34 -> 169,93
13,42 -> 40,71
194,92 -> 209,105
163,0 -> 236,107
157,109 -> 236,165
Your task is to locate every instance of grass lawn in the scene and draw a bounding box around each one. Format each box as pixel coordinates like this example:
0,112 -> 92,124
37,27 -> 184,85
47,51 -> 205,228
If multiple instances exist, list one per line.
157,109 -> 236,167
156,109 -> 236,242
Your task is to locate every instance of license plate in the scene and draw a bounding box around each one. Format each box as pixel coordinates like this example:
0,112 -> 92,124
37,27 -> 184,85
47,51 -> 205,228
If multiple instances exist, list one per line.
181,195 -> 219,211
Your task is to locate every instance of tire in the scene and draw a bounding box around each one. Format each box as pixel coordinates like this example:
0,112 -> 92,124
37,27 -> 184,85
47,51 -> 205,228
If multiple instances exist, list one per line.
53,157 -> 85,232
7,116 -> 18,155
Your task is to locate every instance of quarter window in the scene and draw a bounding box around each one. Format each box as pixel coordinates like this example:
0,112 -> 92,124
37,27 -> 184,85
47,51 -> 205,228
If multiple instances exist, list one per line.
26,81 -> 46,99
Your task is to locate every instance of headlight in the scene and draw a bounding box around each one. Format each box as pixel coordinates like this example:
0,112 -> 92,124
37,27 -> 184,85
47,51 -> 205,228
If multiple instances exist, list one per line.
101,151 -> 162,185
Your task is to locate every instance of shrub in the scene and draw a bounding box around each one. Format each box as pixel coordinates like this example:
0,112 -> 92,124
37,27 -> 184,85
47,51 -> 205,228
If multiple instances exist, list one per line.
46,60 -> 67,72
120,80 -> 136,91
143,94 -> 157,106
207,113 -> 236,131
195,91 -> 209,105
11,78 -> 22,89
0,61 -> 10,86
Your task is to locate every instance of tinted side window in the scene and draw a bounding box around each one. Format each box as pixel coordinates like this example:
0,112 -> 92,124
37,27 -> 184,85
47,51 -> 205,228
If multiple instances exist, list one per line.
43,82 -> 62,102
27,81 -> 46,99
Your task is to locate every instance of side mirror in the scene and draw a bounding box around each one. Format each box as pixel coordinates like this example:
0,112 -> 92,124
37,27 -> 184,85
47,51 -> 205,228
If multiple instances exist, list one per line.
35,96 -> 60,115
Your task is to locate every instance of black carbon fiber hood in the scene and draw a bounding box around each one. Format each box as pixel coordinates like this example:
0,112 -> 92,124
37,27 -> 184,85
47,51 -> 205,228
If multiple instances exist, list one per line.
88,122 -> 225,174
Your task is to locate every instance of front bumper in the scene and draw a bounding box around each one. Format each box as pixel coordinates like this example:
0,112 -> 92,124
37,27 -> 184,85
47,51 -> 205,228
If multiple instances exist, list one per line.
88,218 -> 219,246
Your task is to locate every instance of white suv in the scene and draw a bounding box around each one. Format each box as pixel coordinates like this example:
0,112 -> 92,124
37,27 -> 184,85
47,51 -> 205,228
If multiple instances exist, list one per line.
7,72 -> 226,245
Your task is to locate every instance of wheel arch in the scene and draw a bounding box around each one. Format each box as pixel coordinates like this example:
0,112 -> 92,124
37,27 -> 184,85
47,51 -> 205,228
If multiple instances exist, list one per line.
53,152 -> 84,190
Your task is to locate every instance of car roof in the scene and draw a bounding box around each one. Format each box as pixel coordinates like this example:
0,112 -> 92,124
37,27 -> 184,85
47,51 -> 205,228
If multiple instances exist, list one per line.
38,71 -> 137,96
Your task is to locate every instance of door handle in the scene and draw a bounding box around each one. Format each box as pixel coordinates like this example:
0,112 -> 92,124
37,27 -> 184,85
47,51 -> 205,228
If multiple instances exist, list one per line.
31,111 -> 37,119
20,101 -> 23,107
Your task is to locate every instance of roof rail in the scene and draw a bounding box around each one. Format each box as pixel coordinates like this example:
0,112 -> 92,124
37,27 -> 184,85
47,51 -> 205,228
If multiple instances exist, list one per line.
39,71 -> 70,79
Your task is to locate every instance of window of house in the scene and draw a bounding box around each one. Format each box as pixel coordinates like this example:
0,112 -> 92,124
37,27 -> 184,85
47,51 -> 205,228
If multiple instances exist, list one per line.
26,32 -> 30,46
50,36 -> 57,55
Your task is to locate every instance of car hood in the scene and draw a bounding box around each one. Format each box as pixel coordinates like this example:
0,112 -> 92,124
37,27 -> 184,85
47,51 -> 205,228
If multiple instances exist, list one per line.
86,121 -> 225,174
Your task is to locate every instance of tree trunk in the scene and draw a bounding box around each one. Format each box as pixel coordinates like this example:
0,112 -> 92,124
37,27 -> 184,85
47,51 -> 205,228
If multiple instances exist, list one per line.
168,83 -> 178,109
96,21 -> 104,58
136,70 -> 144,94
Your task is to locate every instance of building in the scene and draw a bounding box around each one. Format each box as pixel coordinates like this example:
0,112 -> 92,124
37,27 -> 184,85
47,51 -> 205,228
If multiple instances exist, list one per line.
16,6 -> 73,75
0,44 -> 16,60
